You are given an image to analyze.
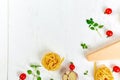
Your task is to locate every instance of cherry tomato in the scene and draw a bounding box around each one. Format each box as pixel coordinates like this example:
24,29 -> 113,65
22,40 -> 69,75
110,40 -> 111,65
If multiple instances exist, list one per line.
19,73 -> 26,80
69,62 -> 75,71
113,66 -> 120,73
106,30 -> 113,37
104,8 -> 112,14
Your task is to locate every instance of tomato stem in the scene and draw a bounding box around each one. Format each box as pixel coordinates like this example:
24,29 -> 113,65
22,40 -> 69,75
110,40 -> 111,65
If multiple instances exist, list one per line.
70,62 -> 73,64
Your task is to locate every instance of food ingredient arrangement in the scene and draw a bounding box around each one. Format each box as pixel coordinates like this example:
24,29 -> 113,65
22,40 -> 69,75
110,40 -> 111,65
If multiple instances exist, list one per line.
18,2 -> 120,80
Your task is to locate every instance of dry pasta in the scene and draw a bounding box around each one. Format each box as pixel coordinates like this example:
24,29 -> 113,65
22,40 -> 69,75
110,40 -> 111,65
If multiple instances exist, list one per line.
94,63 -> 114,80
42,52 -> 64,71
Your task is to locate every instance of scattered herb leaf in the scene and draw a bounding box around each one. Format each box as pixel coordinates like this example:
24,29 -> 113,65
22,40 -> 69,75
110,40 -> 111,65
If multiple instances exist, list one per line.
86,18 -> 104,37
30,64 -> 41,68
30,64 -> 36,67
98,25 -> 104,28
93,23 -> 98,27
36,70 -> 40,75
50,79 -> 54,80
27,64 -> 41,80
37,77 -> 41,80
84,70 -> 88,75
27,70 -> 32,75
81,43 -> 88,49
90,27 -> 95,30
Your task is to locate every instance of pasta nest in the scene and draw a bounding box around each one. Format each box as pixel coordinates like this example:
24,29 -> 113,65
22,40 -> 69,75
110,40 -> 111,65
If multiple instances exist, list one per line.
42,52 -> 64,71
95,65 -> 114,80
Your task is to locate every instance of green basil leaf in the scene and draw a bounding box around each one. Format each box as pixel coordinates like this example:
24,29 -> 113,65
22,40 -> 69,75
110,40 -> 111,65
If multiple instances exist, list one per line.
86,20 -> 91,24
81,43 -> 88,49
84,73 -> 87,75
84,70 -> 88,75
37,77 -> 41,80
36,65 -> 41,67
90,27 -> 95,30
30,64 -> 36,68
36,70 -> 40,75
85,46 -> 88,49
98,25 -> 104,28
90,18 -> 93,20
83,46 -> 85,49
81,44 -> 84,46
30,64 -> 41,68
89,25 -> 91,27
93,23 -> 98,27
27,70 -> 32,74
90,20 -> 94,24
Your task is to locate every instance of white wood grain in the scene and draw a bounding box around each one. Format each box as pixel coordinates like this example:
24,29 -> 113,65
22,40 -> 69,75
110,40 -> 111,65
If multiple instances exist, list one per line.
8,0 -> 120,80
0,0 -> 8,79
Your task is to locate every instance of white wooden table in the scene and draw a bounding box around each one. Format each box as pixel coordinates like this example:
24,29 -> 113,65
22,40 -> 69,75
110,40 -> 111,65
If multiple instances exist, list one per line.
1,0 -> 120,80
0,0 -> 8,79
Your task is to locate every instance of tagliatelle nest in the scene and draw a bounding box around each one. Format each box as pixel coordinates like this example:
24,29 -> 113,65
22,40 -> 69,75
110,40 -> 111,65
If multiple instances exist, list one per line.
41,52 -> 64,71
94,65 -> 114,80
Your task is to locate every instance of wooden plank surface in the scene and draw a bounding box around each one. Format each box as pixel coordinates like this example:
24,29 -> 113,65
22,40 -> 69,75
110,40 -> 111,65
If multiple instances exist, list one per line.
8,0 -> 120,80
0,0 -> 8,79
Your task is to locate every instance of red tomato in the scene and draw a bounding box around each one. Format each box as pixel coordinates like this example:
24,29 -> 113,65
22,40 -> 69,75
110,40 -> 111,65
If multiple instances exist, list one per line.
106,30 -> 113,37
113,66 -> 120,73
104,8 -> 112,14
19,73 -> 26,80
69,62 -> 75,71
